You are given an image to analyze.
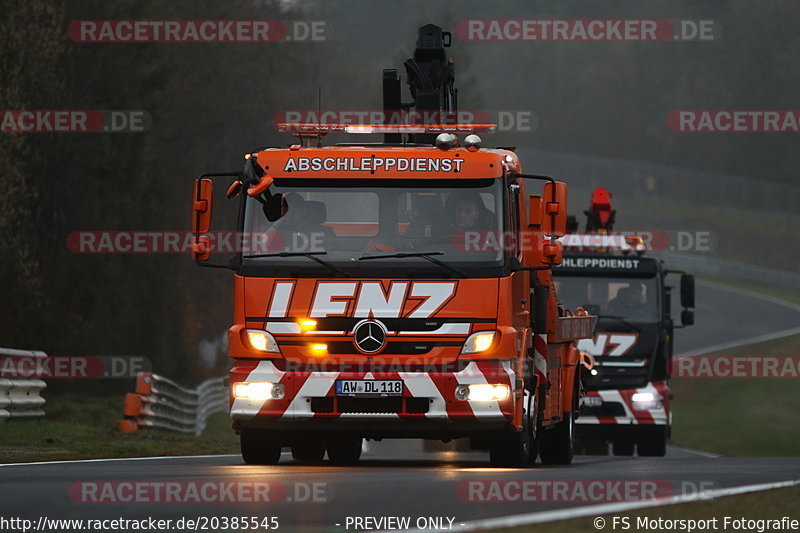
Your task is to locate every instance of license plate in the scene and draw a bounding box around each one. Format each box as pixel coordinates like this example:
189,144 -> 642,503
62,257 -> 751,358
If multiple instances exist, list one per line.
335,380 -> 403,397
583,396 -> 603,407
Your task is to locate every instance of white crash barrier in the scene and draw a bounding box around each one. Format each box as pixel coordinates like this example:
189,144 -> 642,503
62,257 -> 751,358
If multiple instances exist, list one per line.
119,372 -> 228,435
0,348 -> 48,421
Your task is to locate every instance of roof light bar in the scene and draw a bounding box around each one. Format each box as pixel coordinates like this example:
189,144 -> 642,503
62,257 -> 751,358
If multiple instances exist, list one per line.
562,234 -> 648,254
277,123 -> 497,134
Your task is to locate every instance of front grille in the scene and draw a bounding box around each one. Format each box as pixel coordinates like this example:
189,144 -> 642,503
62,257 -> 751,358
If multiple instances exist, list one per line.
310,397 -> 430,414
586,366 -> 649,390
291,341 -> 461,355
580,402 -> 627,417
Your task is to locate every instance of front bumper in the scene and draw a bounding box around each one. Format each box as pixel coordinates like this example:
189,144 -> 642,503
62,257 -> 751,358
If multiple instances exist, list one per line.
577,381 -> 670,427
228,359 -> 516,434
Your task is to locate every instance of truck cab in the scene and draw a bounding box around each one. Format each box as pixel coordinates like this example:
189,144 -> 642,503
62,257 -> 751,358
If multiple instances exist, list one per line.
552,196 -> 695,456
192,134 -> 596,467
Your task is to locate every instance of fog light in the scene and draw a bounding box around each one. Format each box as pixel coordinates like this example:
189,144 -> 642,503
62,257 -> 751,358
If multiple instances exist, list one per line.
232,382 -> 284,401
455,383 -> 510,402
631,391 -> 661,409
631,392 -> 654,403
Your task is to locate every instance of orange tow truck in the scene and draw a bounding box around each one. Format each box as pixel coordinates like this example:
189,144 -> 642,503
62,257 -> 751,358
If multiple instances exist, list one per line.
190,25 -> 596,467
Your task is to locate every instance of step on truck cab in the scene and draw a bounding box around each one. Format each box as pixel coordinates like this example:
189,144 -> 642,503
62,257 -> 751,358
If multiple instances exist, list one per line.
553,188 -> 695,457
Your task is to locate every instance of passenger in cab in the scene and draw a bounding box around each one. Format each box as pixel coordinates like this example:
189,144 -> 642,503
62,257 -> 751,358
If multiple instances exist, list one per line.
608,285 -> 647,319
434,192 -> 496,252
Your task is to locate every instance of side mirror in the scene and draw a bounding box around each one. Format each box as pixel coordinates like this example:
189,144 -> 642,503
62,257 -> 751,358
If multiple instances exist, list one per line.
680,274 -> 695,308
192,178 -> 213,261
681,309 -> 695,326
542,181 -> 567,237
542,239 -> 563,264
247,175 -> 274,197
527,191 -> 564,265
226,180 -> 242,199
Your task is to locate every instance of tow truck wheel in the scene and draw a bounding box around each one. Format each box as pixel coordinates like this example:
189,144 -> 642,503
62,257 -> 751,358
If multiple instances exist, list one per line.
489,392 -> 537,468
637,428 -> 667,457
539,407 -> 575,465
240,428 -> 282,465
291,440 -> 326,464
326,436 -> 362,466
612,439 -> 635,456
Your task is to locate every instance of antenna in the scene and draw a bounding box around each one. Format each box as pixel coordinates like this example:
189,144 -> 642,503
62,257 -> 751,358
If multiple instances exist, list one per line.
317,86 -> 322,147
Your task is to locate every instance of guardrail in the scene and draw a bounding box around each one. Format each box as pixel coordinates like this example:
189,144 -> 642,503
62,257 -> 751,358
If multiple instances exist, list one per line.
0,348 -> 47,421
658,251 -> 800,290
119,372 -> 228,435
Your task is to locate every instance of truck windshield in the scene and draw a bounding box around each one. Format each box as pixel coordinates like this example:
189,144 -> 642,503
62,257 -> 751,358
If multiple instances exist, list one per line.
554,276 -> 660,323
241,178 -> 506,277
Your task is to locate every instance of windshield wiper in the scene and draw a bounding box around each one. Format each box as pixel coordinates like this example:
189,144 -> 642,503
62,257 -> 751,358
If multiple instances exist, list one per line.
357,251 -> 468,277
242,251 -> 350,277
599,314 -> 642,333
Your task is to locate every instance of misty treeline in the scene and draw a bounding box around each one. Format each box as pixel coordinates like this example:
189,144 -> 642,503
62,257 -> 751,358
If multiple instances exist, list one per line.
0,0 -> 322,388
1,0 -> 797,387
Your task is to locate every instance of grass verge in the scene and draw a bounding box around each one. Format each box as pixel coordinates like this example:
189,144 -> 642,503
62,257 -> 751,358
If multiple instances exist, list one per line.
0,393 -> 238,464
670,332 -> 800,457
484,484 -> 800,533
669,277 -> 800,457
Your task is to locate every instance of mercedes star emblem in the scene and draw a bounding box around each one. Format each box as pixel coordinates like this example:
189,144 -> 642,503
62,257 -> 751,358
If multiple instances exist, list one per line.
353,319 -> 387,354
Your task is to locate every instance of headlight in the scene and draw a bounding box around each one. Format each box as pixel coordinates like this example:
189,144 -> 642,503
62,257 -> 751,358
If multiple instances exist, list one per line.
455,383 -> 510,402
232,382 -> 285,401
246,329 -> 280,353
631,391 -> 662,409
461,331 -> 496,354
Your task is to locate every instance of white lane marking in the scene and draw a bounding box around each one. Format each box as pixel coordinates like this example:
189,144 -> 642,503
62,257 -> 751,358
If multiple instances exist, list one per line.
699,280 -> 800,313
668,444 -> 723,459
0,454 -> 241,468
412,479 -> 800,532
679,281 -> 800,357
678,325 -> 800,357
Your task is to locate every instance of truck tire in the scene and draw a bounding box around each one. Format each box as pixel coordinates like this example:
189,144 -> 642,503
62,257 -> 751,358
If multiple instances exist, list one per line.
637,428 -> 667,457
327,436 -> 362,466
577,438 -> 609,456
240,428 -> 281,465
291,440 -> 325,464
539,408 -> 575,465
489,390 -> 537,467
612,439 -> 635,456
